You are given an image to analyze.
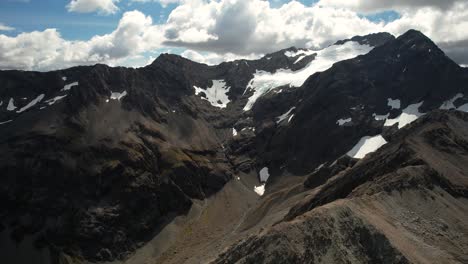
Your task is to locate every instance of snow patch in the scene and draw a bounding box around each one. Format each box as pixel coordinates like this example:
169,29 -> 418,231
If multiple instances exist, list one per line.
62,82 -> 78,91
110,91 -> 128,101
7,98 -> 16,111
440,93 -> 463,110
0,120 -> 12,125
241,127 -> 255,132
373,113 -> 390,121
384,102 -> 424,129
314,163 -> 325,172
336,117 -> 352,126
254,184 -> 265,196
243,41 -> 373,111
347,135 -> 388,159
232,128 -> 238,136
45,95 -> 67,105
194,80 -> 231,108
276,107 -> 296,124
387,98 -> 401,109
17,94 -> 45,113
458,104 -> 468,112
259,167 -> 270,182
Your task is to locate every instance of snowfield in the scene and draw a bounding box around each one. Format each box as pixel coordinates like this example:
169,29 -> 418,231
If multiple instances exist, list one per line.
45,95 -> 67,106
259,167 -> 270,182
440,93 -> 463,110
243,41 -> 373,111
0,120 -> 12,125
384,102 -> 424,129
17,94 -> 45,113
62,82 -> 78,91
336,117 -> 352,126
347,135 -> 388,159
110,91 -> 128,101
7,98 -> 16,111
387,98 -> 401,109
254,167 -> 270,196
254,184 -> 265,196
194,80 -> 231,108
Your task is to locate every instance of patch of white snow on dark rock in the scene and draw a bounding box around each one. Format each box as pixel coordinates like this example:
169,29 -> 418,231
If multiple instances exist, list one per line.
276,107 -> 296,124
347,135 -> 388,159
243,41 -> 373,111
62,82 -> 78,91
0,120 -> 13,125
194,80 -> 231,109
17,94 -> 45,113
387,98 -> 401,109
440,93 -> 463,110
110,91 -> 128,101
373,113 -> 390,121
458,104 -> 468,112
259,167 -> 270,182
254,184 -> 265,196
7,98 -> 16,111
336,118 -> 352,126
45,95 -> 67,106
384,102 -> 424,129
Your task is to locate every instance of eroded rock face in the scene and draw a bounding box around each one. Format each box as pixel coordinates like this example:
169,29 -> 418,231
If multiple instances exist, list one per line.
214,206 -> 409,264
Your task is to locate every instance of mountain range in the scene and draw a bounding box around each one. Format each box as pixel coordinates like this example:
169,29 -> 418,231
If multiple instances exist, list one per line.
0,29 -> 467,264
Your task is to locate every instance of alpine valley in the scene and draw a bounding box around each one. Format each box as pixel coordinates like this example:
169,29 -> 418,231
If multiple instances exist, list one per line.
1,30 -> 468,264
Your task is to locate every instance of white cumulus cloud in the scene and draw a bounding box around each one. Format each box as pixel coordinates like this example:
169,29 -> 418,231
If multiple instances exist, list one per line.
163,0 -> 382,54
131,0 -> 182,8
0,23 -> 14,31
0,10 -> 162,71
317,0 -> 464,13
67,0 -> 120,14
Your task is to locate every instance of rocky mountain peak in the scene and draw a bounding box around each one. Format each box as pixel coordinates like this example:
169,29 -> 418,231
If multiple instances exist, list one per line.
334,31 -> 395,47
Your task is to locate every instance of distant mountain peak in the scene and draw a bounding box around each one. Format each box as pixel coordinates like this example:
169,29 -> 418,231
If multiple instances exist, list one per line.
334,32 -> 395,47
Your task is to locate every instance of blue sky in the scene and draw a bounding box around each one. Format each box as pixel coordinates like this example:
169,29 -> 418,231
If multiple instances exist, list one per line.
0,0 -> 466,70
0,0 -> 176,40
